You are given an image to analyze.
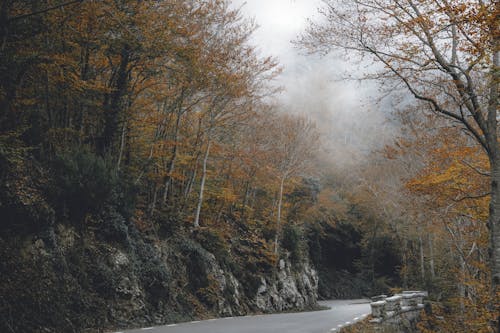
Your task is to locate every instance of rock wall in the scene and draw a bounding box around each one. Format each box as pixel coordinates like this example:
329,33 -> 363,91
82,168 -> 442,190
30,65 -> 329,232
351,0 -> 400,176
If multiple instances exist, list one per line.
255,259 -> 318,312
0,222 -> 318,333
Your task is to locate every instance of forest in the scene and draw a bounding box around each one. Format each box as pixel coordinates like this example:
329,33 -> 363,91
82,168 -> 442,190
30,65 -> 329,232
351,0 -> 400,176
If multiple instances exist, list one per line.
0,0 -> 498,332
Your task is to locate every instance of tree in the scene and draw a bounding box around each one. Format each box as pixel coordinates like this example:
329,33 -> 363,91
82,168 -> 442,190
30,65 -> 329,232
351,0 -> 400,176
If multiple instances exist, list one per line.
300,0 -> 500,322
403,121 -> 492,332
268,114 -> 319,254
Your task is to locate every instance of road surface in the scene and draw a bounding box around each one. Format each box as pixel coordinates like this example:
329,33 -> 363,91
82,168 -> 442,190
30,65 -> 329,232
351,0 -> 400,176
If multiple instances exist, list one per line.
116,299 -> 371,333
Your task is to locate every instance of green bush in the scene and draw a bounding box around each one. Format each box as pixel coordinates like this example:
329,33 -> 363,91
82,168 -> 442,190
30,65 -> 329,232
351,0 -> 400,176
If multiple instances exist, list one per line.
49,150 -> 116,220
282,224 -> 304,263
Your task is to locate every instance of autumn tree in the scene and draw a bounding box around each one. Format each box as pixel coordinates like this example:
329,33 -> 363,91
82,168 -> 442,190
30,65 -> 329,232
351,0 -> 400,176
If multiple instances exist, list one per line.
300,0 -> 500,321
0,1 -> 332,331
266,114 -> 319,254
401,119 -> 493,332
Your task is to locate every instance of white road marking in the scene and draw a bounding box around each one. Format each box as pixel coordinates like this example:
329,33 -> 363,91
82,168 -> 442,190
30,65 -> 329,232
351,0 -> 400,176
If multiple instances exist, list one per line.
166,324 -> 177,327
224,317 -> 233,320
345,321 -> 351,324
354,317 -> 359,320
208,319 -> 217,321
337,324 -> 343,327
190,321 -> 200,324
330,329 -> 337,332
141,328 -> 154,331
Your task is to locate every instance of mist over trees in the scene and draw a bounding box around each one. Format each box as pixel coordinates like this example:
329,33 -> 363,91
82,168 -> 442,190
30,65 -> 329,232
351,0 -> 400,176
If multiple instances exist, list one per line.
300,0 -> 499,331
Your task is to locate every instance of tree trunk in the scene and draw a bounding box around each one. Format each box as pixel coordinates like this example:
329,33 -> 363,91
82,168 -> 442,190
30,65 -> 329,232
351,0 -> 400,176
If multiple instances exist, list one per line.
486,19 -> 500,331
419,235 -> 425,284
0,2 -> 9,54
116,122 -> 126,171
490,157 -> 500,284
184,154 -> 199,201
162,143 -> 177,203
194,137 -> 211,228
101,44 -> 130,156
429,234 -> 436,280
459,256 -> 466,320
163,95 -> 185,204
274,175 -> 286,254
402,238 -> 408,289
241,180 -> 251,219
149,182 -> 158,217
488,44 -> 500,290
183,116 -> 204,201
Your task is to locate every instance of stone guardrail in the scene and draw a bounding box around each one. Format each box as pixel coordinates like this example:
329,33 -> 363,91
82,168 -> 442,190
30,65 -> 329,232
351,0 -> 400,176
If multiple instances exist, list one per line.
369,291 -> 428,323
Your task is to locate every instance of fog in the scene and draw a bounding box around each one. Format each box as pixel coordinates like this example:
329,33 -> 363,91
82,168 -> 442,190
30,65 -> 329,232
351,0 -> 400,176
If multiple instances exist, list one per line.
233,0 -> 398,169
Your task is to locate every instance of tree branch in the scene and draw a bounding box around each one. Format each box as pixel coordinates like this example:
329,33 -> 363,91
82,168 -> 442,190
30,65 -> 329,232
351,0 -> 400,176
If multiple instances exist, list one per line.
364,44 -> 489,152
8,0 -> 83,23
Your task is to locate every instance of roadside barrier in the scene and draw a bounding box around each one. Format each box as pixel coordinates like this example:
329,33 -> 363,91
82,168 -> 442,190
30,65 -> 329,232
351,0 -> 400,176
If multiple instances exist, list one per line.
369,291 -> 428,323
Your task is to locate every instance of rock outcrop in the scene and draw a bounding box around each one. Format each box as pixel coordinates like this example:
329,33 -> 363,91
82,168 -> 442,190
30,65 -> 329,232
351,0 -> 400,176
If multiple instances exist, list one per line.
255,259 -> 318,312
0,221 -> 319,333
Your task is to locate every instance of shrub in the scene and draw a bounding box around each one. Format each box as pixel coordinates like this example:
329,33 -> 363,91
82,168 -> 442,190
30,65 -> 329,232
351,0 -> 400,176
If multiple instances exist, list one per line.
48,150 -> 119,222
196,274 -> 220,307
195,227 -> 230,263
282,224 -> 304,263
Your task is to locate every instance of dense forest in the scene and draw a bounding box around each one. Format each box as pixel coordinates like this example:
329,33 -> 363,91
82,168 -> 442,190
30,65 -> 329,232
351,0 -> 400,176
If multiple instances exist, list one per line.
0,0 -> 498,332
0,1 -> 396,332
299,0 -> 500,331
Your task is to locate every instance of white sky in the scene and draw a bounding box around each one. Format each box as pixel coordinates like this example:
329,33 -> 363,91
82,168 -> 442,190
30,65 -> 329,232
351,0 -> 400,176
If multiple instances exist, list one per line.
232,0 -> 397,169
232,0 -> 321,63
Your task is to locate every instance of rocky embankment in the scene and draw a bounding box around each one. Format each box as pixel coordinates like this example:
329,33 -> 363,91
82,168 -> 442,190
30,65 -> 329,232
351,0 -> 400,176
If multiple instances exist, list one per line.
0,221 -> 318,333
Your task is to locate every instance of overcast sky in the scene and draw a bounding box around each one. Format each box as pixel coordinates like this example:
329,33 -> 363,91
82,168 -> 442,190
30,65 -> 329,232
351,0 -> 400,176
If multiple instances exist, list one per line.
232,0 -> 397,169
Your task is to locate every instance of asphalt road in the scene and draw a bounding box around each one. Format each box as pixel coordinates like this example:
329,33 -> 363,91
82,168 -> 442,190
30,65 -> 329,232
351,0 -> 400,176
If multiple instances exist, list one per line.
116,299 -> 371,333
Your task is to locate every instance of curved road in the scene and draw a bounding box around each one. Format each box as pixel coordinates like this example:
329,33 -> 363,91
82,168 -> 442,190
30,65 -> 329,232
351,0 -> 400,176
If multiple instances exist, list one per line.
117,299 -> 371,333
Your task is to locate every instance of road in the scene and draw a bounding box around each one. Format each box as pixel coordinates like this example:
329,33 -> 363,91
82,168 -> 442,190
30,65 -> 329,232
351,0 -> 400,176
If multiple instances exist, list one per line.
116,299 -> 371,333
